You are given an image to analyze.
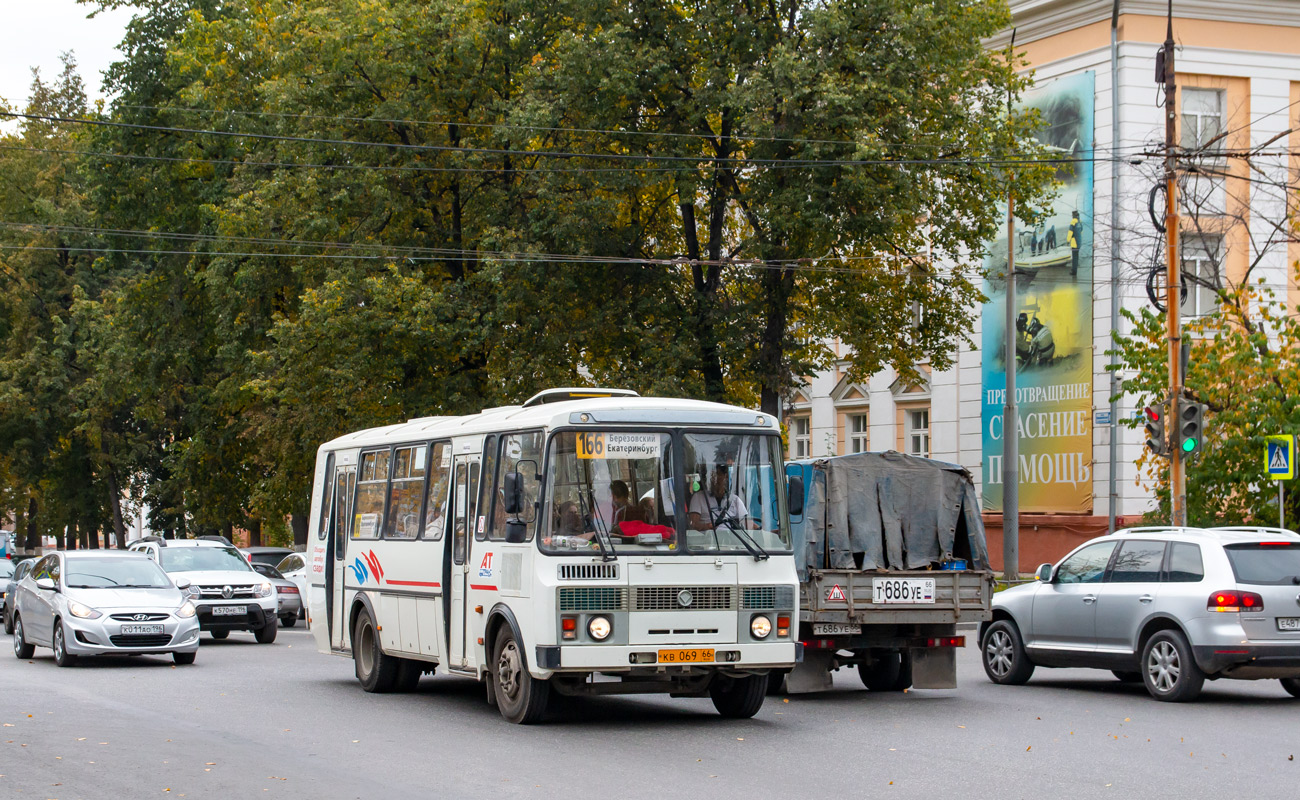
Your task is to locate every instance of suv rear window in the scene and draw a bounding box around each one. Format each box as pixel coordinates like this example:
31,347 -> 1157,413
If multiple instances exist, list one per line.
1224,543 -> 1300,585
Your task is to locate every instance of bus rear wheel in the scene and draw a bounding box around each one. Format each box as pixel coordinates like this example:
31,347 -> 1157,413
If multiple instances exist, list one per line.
493,628 -> 549,724
710,673 -> 768,718
353,609 -> 398,693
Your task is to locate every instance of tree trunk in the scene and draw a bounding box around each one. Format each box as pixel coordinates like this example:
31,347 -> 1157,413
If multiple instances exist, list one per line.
756,265 -> 796,418
23,495 -> 39,552
679,202 -> 727,402
86,517 -> 100,550
290,512 -> 309,548
106,469 -> 127,548
64,522 -> 76,551
247,518 -> 262,548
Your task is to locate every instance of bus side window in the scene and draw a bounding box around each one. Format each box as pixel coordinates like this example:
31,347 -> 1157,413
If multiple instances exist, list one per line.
476,436 -> 499,541
384,445 -> 426,540
490,431 -> 543,541
452,462 -> 469,564
354,450 -> 389,539
335,469 -> 355,546
422,443 -> 451,540
316,454 -> 335,541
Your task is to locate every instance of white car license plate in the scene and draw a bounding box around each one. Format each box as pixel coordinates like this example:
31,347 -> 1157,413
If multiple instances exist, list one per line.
121,624 -> 164,635
212,605 -> 244,617
1278,617 -> 1300,631
813,623 -> 861,636
872,578 -> 936,604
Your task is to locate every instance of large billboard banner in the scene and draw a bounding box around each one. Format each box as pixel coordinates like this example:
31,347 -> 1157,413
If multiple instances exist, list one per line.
981,71 -> 1095,515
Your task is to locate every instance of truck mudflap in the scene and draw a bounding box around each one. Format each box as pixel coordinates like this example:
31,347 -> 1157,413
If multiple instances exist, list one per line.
784,634 -> 966,694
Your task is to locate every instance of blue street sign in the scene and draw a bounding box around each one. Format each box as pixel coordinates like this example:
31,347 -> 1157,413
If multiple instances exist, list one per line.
1266,435 -> 1294,480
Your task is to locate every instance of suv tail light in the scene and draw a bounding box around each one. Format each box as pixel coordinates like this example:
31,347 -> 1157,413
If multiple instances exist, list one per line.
1208,590 -> 1265,612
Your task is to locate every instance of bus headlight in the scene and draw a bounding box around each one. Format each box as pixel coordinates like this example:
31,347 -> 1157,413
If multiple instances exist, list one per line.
751,615 -> 772,639
588,616 -> 612,641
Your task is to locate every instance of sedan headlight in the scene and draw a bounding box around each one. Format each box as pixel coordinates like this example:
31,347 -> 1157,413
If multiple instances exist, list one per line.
253,582 -> 273,598
68,600 -> 102,620
750,615 -> 772,639
587,616 -> 612,641
176,601 -> 197,619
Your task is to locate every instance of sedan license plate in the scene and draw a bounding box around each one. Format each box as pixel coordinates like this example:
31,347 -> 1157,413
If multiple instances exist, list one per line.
120,624 -> 164,635
813,623 -> 861,636
1278,617 -> 1300,631
658,648 -> 715,664
212,605 -> 245,617
872,578 -> 935,604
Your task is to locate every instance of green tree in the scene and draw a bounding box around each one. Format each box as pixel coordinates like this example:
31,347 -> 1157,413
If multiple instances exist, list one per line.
1113,278 -> 1300,526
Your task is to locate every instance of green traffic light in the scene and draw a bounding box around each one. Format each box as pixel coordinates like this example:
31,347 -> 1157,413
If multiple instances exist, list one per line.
1181,437 -> 1197,453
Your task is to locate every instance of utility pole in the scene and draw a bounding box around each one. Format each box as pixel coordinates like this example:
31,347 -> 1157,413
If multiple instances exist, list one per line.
1159,1 -> 1186,525
1107,0 -> 1121,534
1002,30 -> 1020,581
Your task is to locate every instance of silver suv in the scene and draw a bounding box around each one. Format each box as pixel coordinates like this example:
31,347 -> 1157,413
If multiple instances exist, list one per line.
128,536 -> 278,643
980,526 -> 1300,701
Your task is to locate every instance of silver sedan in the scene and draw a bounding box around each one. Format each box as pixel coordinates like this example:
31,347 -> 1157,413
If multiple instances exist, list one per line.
12,551 -> 200,666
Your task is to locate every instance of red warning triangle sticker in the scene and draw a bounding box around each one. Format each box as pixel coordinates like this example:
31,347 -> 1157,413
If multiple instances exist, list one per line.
827,584 -> 846,602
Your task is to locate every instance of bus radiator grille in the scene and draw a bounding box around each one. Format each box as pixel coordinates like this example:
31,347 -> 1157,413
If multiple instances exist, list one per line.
558,586 -> 628,612
633,586 -> 734,611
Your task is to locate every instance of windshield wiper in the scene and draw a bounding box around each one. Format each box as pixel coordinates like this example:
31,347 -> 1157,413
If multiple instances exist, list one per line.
578,465 -> 617,562
717,517 -> 770,562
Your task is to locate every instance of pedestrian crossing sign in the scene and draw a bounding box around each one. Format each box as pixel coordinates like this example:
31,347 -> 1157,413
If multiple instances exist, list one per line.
1266,435 -> 1294,480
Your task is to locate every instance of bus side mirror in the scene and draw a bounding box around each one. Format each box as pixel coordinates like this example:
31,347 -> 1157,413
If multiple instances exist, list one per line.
787,475 -> 805,517
504,520 -> 528,544
502,472 -> 524,515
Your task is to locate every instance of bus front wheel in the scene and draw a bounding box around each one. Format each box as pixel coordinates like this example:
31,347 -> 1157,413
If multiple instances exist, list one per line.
493,628 -> 549,724
353,609 -> 398,693
710,673 -> 768,718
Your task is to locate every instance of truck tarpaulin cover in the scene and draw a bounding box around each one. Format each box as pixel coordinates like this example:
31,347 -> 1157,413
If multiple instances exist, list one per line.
792,452 -> 989,577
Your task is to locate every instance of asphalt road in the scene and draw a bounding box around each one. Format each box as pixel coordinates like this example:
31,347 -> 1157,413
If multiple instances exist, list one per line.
3,626 -> 1298,799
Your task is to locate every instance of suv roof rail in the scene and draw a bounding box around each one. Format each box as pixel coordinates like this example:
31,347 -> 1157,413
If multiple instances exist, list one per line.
1114,526 -> 1190,534
1206,526 -> 1300,538
135,535 -> 168,547
195,534 -> 234,546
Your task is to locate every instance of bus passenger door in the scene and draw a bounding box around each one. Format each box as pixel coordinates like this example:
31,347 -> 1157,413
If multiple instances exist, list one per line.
330,465 -> 356,651
448,457 -> 480,668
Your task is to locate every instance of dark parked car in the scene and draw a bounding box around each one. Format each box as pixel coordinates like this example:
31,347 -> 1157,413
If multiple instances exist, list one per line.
4,558 -> 33,634
251,563 -> 303,627
241,547 -> 295,568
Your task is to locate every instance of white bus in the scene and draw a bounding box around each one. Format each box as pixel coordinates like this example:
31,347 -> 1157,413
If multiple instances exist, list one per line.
306,388 -> 801,723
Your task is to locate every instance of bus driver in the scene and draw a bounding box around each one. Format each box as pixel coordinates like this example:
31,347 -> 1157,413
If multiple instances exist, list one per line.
688,465 -> 757,530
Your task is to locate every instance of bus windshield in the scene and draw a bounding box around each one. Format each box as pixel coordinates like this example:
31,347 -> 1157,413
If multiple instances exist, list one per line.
539,430 -> 791,555
681,432 -> 791,554
541,432 -> 676,555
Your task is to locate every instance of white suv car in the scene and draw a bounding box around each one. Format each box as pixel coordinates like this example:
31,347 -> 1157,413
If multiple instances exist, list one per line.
129,537 -> 279,643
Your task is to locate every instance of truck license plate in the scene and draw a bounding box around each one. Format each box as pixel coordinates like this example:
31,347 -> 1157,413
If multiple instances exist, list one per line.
872,578 -> 935,604
813,623 -> 861,636
1278,617 -> 1300,631
212,605 -> 244,617
657,648 -> 715,663
121,624 -> 164,635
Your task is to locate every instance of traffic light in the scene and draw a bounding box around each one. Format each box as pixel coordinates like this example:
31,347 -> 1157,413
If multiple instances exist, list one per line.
1143,402 -> 1168,457
1177,397 -> 1207,458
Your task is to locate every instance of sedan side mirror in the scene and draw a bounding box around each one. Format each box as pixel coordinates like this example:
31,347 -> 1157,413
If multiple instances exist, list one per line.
1035,563 -> 1054,582
35,577 -> 57,592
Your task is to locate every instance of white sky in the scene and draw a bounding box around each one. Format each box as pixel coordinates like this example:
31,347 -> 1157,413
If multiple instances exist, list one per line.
0,0 -> 134,108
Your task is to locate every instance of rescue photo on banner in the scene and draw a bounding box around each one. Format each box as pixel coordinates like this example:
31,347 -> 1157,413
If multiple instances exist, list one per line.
981,71 -> 1095,515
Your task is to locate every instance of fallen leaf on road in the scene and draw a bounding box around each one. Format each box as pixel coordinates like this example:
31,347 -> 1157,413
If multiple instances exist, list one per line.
77,739 -> 85,741
957,726 -> 965,729
782,698 -> 789,703
2,724 -> 11,727
205,763 -> 214,766
1124,718 -> 1130,722
1026,746 -> 1031,751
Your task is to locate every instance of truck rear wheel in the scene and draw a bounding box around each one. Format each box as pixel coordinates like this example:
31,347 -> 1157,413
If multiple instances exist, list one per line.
710,674 -> 768,718
858,650 -> 911,691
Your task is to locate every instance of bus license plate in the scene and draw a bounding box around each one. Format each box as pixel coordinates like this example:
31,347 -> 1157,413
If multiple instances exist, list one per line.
212,605 -> 244,616
1278,617 -> 1300,631
813,623 -> 861,636
121,624 -> 164,635
658,648 -> 715,664
872,578 -> 935,604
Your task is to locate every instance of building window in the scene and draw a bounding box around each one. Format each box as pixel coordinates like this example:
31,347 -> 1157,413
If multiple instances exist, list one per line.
1180,235 -> 1221,320
792,416 -> 811,459
906,408 -> 930,458
1181,88 -> 1224,154
848,413 -> 869,453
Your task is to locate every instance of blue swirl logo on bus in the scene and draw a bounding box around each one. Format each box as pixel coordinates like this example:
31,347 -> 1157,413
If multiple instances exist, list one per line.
349,550 -> 385,585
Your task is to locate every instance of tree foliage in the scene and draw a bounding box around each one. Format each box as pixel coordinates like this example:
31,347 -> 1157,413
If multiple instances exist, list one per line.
0,0 -> 1049,543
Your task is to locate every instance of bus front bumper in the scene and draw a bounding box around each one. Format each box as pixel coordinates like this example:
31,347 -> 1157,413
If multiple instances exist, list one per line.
536,641 -> 801,671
